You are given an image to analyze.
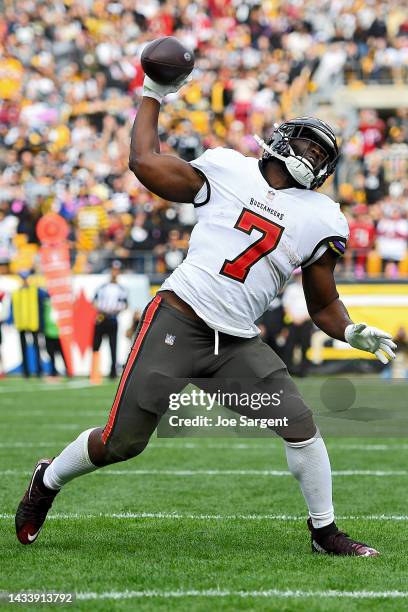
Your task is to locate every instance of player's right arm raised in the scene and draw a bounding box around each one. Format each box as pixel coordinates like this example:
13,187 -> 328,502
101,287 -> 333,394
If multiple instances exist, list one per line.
128,78 -> 204,202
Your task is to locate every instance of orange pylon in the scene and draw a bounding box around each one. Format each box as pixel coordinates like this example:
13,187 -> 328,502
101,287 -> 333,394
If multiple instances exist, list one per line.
90,351 -> 102,385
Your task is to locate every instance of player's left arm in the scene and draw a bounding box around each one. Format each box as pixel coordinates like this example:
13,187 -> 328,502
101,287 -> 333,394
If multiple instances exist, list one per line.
302,249 -> 396,363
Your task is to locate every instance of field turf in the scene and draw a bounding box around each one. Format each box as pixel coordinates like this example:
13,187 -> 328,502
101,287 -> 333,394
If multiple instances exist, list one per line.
1,377 -> 408,611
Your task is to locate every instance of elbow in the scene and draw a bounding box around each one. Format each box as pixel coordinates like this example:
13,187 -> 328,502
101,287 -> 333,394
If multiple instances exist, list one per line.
128,155 -> 152,179
308,309 -> 318,327
128,155 -> 140,175
306,302 -> 325,323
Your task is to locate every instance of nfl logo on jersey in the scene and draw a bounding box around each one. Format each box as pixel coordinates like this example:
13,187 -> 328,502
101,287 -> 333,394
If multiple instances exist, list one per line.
165,333 -> 176,346
266,190 -> 275,202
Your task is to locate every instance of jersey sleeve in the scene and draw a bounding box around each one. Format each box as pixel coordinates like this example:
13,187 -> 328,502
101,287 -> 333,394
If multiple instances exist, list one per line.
190,147 -> 229,173
302,202 -> 349,268
189,147 -> 242,207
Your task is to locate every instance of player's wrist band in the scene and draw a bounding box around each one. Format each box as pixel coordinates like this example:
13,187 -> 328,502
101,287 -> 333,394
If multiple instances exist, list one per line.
142,88 -> 163,103
344,324 -> 354,343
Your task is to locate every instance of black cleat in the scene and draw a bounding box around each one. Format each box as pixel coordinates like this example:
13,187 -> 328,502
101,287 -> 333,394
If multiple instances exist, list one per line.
307,518 -> 379,557
15,459 -> 59,545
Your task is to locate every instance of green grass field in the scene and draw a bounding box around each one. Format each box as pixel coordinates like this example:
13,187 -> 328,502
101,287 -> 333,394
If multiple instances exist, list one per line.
1,377 -> 408,611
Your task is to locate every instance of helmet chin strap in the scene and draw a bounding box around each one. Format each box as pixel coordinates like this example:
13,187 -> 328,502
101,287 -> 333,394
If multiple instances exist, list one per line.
254,134 -> 314,188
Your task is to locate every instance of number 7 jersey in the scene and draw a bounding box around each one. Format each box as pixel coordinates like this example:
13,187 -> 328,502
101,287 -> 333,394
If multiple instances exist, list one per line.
161,147 -> 349,337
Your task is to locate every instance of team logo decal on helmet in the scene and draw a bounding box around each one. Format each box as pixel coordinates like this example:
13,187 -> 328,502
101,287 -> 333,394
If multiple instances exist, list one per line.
254,117 -> 339,190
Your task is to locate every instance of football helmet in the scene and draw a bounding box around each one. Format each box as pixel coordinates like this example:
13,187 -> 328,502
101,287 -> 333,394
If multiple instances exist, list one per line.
255,117 -> 339,190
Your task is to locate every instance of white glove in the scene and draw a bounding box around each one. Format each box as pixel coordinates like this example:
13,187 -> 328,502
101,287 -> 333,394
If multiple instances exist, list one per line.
344,323 -> 397,364
143,75 -> 188,103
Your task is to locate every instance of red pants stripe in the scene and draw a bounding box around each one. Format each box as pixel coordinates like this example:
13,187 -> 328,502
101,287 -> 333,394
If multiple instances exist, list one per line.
102,295 -> 162,444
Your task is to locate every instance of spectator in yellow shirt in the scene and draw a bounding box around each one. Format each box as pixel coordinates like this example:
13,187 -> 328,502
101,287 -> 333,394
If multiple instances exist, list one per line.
76,196 -> 109,251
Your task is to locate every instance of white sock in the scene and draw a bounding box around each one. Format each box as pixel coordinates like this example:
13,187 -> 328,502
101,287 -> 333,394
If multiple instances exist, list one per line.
43,428 -> 98,490
284,434 -> 334,529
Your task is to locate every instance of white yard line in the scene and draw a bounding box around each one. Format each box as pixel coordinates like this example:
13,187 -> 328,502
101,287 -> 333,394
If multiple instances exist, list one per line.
2,441 -> 408,451
153,442 -> 408,451
330,444 -> 408,451
0,442 -> 70,448
0,424 -> 88,430
98,469 -> 408,476
2,512 -> 408,521
0,381 -> 101,393
1,469 -> 407,476
1,412 -> 102,418
75,589 -> 408,600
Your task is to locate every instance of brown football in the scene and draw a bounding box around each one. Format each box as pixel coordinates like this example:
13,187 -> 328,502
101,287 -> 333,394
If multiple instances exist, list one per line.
141,37 -> 195,86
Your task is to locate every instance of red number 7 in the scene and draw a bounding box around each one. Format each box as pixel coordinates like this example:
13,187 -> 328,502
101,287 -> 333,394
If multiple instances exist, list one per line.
220,209 -> 284,283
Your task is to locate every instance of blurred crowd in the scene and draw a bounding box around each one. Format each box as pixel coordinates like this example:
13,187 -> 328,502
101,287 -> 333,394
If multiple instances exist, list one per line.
0,0 -> 407,278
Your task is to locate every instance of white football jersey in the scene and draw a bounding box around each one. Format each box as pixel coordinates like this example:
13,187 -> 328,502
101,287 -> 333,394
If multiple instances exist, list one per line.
161,147 -> 349,337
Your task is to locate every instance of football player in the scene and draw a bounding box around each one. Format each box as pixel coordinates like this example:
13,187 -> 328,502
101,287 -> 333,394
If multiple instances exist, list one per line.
16,76 -> 396,556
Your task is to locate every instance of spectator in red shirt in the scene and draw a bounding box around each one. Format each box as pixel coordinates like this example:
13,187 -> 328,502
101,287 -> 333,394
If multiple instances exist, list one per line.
346,205 -> 376,277
376,206 -> 408,277
0,100 -> 20,126
358,110 -> 385,156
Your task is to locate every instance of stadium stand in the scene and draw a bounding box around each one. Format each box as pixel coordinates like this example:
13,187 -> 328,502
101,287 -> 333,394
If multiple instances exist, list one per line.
0,0 -> 407,278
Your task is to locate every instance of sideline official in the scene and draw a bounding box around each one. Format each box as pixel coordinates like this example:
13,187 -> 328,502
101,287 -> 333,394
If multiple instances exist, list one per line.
92,261 -> 128,379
